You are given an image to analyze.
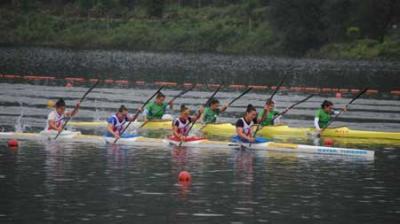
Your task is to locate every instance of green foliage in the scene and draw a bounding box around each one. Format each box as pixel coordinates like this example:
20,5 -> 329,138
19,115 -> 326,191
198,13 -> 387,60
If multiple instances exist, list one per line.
346,27 -> 361,41
145,0 -> 165,18
0,0 -> 399,60
313,39 -> 400,60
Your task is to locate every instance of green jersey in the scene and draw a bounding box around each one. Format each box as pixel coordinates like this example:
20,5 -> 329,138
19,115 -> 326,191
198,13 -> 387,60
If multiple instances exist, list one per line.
145,102 -> 168,120
203,107 -> 220,124
315,108 -> 331,128
258,110 -> 279,126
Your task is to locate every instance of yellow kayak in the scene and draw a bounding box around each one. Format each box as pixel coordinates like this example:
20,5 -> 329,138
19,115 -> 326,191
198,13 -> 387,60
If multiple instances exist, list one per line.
68,121 -> 400,140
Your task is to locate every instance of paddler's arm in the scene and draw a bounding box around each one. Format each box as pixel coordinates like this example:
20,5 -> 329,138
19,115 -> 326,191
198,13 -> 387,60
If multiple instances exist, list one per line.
107,123 -> 120,139
333,106 -> 347,115
257,105 -> 269,124
273,115 -> 281,125
65,102 -> 80,117
167,100 -> 174,110
314,117 -> 321,131
172,121 -> 185,141
220,103 -> 228,113
192,106 -> 205,122
130,107 -> 143,122
236,127 -> 255,142
48,120 -> 62,132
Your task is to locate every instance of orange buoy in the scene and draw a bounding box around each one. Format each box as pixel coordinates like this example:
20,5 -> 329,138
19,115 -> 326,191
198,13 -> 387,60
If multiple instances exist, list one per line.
178,171 -> 191,182
8,139 -> 18,147
335,92 -> 342,98
323,138 -> 334,147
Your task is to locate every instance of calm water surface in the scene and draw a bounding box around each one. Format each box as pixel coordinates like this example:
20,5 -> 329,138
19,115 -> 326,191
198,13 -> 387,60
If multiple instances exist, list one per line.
0,83 -> 399,223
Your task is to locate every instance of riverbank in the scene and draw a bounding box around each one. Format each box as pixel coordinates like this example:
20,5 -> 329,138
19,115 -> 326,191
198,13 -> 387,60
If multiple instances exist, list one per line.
0,3 -> 399,60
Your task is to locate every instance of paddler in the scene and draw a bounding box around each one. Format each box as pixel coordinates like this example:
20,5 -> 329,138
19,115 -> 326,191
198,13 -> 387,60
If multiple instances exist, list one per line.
144,92 -> 173,121
232,104 -> 268,143
201,98 -> 228,124
257,99 -> 281,126
171,105 -> 203,141
106,105 -> 140,139
314,100 -> 346,133
45,98 -> 80,131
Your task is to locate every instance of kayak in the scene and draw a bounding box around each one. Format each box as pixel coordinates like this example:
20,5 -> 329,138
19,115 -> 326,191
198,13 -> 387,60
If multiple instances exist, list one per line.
0,131 -> 374,159
69,120 -> 400,140
164,137 -> 374,158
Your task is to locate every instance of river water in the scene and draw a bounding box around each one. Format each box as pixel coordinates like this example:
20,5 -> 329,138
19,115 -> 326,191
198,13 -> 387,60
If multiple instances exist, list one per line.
0,82 -> 399,223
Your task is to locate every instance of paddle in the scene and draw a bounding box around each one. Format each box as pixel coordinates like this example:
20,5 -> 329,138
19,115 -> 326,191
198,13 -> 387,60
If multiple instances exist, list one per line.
168,85 -> 195,105
178,84 -> 223,146
114,86 -> 164,143
139,85 -> 195,128
226,87 -> 253,107
271,94 -> 314,123
54,80 -> 100,140
199,87 -> 253,130
320,87 -> 368,132
251,76 -> 287,143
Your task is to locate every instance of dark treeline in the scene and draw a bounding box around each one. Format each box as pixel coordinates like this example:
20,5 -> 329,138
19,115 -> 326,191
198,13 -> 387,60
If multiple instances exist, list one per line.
0,0 -> 399,58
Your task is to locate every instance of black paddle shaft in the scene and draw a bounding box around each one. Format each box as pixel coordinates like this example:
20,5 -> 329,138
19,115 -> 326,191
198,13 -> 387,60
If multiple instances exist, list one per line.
178,84 -> 223,146
227,87 -> 253,107
322,87 -> 368,131
54,80 -> 100,140
271,94 -> 314,122
253,75 -> 287,140
114,86 -> 164,143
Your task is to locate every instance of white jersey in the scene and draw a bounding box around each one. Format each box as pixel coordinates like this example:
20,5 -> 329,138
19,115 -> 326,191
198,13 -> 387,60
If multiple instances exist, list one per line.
236,117 -> 254,136
45,110 -> 65,130
173,117 -> 192,136
108,114 -> 129,134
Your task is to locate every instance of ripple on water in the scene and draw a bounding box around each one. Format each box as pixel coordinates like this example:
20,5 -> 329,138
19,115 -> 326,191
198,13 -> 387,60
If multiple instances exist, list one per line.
192,213 -> 225,217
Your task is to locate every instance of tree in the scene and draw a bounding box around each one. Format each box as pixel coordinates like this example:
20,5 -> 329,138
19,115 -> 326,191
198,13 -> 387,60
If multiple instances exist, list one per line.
145,0 -> 165,18
268,0 -> 326,55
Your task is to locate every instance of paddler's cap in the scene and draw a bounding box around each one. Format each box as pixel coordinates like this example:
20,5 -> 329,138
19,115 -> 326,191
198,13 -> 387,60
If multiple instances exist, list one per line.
55,98 -> 66,108
118,105 -> 128,112
180,104 -> 190,114
321,100 -> 333,108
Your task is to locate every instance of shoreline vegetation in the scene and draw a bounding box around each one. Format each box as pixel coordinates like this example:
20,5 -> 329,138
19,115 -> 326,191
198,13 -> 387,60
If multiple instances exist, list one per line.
0,0 -> 399,60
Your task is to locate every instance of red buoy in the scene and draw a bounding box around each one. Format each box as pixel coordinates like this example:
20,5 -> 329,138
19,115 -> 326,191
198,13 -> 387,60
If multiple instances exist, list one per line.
323,138 -> 334,147
65,82 -> 73,88
178,171 -> 191,182
8,139 -> 18,148
335,92 -> 342,98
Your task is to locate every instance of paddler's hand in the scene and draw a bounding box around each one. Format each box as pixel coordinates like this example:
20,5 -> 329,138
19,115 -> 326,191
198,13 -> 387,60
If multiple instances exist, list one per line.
314,128 -> 321,137
137,107 -> 143,113
75,102 -> 81,108
342,106 -> 347,112
114,132 -> 120,140
263,105 -> 269,111
57,127 -> 63,132
199,106 -> 205,114
248,137 -> 255,143
180,135 -> 186,141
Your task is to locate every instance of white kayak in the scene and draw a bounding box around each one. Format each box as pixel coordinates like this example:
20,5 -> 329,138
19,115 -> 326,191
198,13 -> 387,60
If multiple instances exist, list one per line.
0,132 -> 374,159
164,138 -> 374,159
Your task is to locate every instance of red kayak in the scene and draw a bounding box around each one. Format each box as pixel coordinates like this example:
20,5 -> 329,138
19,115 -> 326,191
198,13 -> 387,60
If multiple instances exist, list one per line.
168,136 -> 206,142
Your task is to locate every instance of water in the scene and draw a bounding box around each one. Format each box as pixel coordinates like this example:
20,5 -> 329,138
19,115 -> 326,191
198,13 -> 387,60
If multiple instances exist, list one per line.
1,141 -> 399,223
1,46 -> 400,90
0,83 -> 400,223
